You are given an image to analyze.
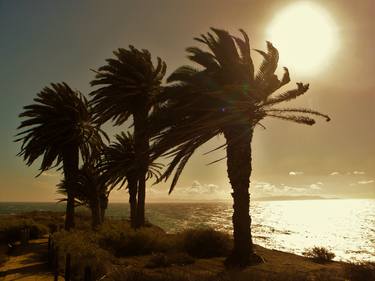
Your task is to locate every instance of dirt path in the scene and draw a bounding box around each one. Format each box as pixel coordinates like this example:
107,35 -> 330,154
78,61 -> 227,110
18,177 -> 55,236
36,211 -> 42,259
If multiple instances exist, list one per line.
0,238 -> 60,281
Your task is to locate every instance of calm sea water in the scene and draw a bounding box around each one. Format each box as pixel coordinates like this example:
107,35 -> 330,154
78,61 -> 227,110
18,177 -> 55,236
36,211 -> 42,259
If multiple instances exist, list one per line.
0,199 -> 374,262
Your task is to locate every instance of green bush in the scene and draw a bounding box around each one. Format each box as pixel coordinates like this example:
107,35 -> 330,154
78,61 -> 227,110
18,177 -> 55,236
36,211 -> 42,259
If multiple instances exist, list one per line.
303,246 -> 335,263
52,230 -> 113,280
345,261 -> 375,281
180,228 -> 231,258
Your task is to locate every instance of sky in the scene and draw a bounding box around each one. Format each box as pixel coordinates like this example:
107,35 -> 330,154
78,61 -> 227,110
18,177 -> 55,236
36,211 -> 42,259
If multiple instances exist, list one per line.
0,0 -> 374,202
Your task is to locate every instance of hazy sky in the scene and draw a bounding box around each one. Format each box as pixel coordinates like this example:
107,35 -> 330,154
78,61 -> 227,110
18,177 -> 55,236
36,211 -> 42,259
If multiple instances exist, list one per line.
0,0 -> 374,202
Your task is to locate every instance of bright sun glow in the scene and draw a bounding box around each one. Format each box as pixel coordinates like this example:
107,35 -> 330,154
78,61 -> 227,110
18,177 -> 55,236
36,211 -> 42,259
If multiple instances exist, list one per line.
266,1 -> 339,76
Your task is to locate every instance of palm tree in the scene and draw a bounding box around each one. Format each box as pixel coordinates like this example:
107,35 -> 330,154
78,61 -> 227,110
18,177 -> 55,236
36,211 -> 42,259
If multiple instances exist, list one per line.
57,163 -> 109,229
100,132 -> 162,228
90,46 -> 166,227
150,28 -> 330,267
16,83 -> 107,230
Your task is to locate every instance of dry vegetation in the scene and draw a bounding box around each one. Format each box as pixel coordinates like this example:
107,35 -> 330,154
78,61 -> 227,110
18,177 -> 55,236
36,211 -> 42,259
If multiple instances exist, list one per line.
1,212 -> 374,281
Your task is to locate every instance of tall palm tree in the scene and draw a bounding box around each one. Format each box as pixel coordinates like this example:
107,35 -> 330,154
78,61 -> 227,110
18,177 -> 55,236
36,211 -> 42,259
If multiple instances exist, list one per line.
16,83 -> 107,230
150,28 -> 330,267
100,132 -> 162,228
57,163 -> 109,229
90,46 -> 166,227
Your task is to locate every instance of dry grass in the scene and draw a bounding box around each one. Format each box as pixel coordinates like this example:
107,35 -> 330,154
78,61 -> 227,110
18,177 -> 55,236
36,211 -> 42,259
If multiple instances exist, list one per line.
345,261 -> 375,281
303,246 -> 335,263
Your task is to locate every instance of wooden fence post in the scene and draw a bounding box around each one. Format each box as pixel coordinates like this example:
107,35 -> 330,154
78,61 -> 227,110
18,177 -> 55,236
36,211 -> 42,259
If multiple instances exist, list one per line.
20,227 -> 30,246
47,234 -> 52,266
65,253 -> 71,281
54,247 -> 59,281
84,266 -> 92,281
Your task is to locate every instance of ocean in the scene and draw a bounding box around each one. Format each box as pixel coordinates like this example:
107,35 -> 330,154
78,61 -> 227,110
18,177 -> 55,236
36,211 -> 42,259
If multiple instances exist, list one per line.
0,199 -> 374,262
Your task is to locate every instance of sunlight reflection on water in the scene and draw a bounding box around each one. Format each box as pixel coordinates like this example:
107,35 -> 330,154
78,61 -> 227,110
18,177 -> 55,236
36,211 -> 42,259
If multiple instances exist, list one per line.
143,199 -> 375,262
1,199 -> 374,261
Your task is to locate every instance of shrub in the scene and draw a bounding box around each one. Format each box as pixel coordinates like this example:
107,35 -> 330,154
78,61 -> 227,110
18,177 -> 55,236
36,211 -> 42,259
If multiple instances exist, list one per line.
145,253 -> 169,268
0,218 -> 49,243
180,228 -> 231,258
98,221 -> 172,256
145,252 -> 195,268
52,230 -> 113,280
167,252 -> 195,266
303,246 -> 335,263
345,261 -> 375,281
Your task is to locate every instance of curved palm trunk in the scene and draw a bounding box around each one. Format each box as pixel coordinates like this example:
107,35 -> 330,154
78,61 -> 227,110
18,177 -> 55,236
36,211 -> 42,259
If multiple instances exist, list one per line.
133,106 -> 149,228
128,175 -> 138,228
224,126 -> 260,267
62,145 -> 79,231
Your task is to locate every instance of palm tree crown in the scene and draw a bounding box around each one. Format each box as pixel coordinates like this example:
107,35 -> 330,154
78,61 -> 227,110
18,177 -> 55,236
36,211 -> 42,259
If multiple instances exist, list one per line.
90,46 -> 167,125
16,82 -> 107,173
100,132 -> 162,189
151,28 -> 330,192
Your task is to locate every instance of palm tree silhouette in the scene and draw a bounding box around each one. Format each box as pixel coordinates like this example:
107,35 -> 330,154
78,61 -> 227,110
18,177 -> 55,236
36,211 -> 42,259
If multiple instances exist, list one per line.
151,28 -> 330,267
100,132 -> 162,228
57,163 -> 108,229
90,46 -> 166,227
16,83 -> 107,230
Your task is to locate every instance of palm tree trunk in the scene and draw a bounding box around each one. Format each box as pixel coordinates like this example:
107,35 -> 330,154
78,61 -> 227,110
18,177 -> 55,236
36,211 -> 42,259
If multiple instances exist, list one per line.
62,145 -> 79,231
100,195 -> 108,223
224,126 -> 261,267
128,175 -> 138,228
91,196 -> 101,230
133,106 -> 149,228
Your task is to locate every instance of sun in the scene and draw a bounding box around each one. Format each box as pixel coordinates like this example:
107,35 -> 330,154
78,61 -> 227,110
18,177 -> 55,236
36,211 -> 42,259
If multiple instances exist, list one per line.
266,1 -> 339,76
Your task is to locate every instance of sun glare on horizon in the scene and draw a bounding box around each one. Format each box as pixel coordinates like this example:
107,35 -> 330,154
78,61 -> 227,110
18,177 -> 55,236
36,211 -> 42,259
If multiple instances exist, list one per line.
266,1 -> 339,76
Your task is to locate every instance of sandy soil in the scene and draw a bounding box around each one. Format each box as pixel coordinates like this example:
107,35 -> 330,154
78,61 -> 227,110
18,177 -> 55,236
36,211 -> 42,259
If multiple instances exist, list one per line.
0,238 -> 61,281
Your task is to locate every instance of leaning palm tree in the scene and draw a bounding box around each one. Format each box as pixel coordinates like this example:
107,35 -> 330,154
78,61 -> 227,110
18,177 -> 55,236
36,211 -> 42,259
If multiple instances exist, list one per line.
90,46 -> 166,227
150,28 -> 330,267
57,163 -> 109,229
16,83 -> 107,230
100,132 -> 162,228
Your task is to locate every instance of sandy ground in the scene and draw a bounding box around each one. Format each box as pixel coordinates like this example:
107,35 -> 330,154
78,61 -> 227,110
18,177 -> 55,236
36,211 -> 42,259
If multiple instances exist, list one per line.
0,238 -> 61,281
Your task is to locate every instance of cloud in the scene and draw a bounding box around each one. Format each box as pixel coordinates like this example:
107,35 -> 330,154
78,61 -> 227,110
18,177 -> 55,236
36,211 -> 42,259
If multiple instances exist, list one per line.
282,186 -> 307,192
309,184 -> 322,190
357,180 -> 374,185
329,172 -> 340,176
289,171 -> 304,176
41,171 -> 58,177
353,171 -> 365,175
161,181 -> 230,200
254,181 -> 277,191
253,181 -> 310,194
